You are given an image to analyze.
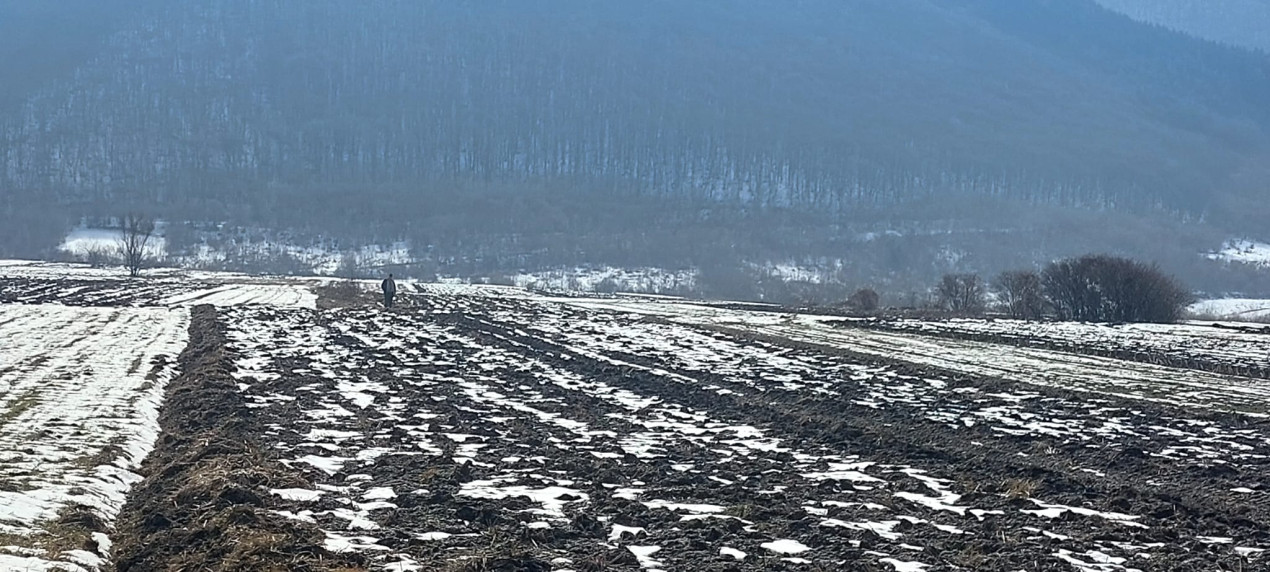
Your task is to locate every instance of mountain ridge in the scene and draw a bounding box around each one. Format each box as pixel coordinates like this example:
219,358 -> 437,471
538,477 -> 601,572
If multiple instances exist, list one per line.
0,0 -> 1266,267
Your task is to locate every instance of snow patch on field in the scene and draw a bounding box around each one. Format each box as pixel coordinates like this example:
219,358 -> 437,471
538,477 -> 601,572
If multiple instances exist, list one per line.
162,283 -> 317,309
609,302 -> 1270,415
0,305 -> 188,570
761,538 -> 810,554
627,545 -> 665,569
456,481 -> 587,519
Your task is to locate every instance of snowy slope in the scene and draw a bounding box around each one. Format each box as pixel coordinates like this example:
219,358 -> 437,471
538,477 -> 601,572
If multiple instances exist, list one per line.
1207,239 -> 1270,267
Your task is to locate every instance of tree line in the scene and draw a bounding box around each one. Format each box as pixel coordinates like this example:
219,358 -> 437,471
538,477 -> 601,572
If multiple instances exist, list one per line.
918,255 -> 1194,323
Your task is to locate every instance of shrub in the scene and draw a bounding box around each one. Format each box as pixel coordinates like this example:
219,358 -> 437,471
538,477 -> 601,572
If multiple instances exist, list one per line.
1042,254 -> 1192,323
84,245 -> 118,268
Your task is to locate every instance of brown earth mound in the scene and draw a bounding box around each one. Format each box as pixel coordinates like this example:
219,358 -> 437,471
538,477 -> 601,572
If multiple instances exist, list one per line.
110,304 -> 366,572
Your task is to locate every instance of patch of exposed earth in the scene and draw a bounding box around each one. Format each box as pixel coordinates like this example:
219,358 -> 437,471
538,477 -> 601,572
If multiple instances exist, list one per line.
199,287 -> 1270,571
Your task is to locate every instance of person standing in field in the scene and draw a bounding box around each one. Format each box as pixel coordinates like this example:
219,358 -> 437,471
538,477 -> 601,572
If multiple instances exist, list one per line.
381,273 -> 397,308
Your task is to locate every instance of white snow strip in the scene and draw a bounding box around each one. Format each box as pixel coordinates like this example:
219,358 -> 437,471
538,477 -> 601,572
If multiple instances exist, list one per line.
163,283 -> 317,310
271,488 -> 323,502
362,487 -> 397,500
720,547 -> 747,560
627,545 -> 664,569
293,455 -> 352,475
761,539 -> 810,554
641,500 -> 726,514
1023,500 -> 1147,528
456,480 -> 587,519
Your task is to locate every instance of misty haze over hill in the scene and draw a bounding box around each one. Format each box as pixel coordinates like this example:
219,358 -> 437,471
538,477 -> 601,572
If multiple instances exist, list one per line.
0,0 -> 1267,297
1097,0 -> 1270,53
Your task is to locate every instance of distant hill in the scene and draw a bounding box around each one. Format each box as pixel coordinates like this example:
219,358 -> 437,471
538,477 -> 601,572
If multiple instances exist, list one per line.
1,0 -> 1268,270
1096,0 -> 1270,53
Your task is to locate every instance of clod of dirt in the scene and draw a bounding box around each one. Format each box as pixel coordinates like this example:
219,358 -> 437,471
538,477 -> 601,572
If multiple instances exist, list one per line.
53,505 -> 108,532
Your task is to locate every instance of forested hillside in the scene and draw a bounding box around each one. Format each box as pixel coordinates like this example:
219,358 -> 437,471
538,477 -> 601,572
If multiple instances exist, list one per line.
3,0 -> 1267,212
0,0 -> 1267,292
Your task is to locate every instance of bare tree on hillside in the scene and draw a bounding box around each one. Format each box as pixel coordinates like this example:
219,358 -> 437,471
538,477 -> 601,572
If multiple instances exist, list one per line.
936,273 -> 986,314
996,270 -> 1046,319
118,214 -> 156,278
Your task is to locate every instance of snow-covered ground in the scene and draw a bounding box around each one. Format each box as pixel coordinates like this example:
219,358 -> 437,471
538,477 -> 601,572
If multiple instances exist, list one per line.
2,265 -> 1268,569
220,305 -> 1039,569
169,240 -> 414,277
1207,239 -> 1270,267
0,259 -> 188,281
50,225 -> 885,296
1190,298 -> 1270,321
55,226 -> 413,277
564,298 -> 1270,416
0,305 -> 188,571
161,283 -> 318,310
58,228 -> 166,259
837,316 -> 1270,378
1,260 -> 320,310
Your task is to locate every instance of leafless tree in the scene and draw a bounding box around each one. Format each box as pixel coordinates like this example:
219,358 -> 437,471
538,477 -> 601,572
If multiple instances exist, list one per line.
995,270 -> 1045,319
1042,254 -> 1192,323
936,273 -> 986,314
117,214 -> 156,277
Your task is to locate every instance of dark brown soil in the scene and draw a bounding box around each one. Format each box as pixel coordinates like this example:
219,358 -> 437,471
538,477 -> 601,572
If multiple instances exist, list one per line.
82,284 -> 1269,571
441,308 -> 1270,571
110,304 -> 366,572
206,288 -> 1270,571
